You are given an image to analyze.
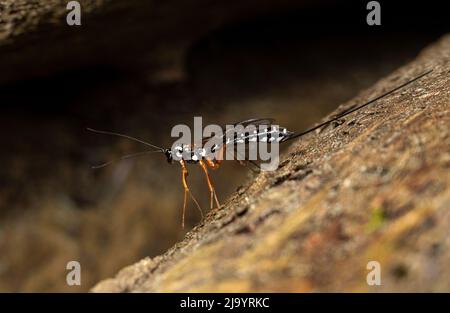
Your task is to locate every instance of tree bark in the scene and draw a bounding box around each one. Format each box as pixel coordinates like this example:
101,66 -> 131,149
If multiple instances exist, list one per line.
92,35 -> 450,292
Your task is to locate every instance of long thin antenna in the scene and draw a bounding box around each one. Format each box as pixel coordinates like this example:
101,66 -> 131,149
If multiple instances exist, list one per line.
287,69 -> 433,141
91,150 -> 163,169
87,128 -> 165,151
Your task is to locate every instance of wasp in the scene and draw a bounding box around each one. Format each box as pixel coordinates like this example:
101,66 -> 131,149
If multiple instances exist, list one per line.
88,70 -> 431,227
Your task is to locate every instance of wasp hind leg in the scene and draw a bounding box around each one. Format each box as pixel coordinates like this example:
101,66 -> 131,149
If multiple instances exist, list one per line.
199,160 -> 221,210
180,160 -> 202,228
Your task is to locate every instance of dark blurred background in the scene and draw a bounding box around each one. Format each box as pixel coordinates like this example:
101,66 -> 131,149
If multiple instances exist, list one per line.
0,0 -> 447,291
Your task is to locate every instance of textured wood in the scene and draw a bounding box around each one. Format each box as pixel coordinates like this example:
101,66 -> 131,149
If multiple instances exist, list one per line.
92,35 -> 450,292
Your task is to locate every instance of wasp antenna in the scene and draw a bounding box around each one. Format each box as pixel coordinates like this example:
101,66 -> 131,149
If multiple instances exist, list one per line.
86,127 -> 165,151
90,150 -> 164,169
287,69 -> 433,141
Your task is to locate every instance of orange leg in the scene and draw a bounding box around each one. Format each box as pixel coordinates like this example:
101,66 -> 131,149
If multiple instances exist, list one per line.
199,160 -> 221,210
206,158 -> 221,170
206,144 -> 224,170
180,160 -> 202,228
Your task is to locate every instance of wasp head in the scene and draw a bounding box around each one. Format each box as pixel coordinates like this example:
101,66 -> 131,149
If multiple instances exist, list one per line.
164,149 -> 173,163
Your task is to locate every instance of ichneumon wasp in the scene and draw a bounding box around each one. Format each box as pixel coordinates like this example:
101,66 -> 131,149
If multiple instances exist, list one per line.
88,69 -> 431,227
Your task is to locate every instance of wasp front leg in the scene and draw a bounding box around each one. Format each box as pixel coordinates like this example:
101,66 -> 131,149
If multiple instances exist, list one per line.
180,160 -> 202,228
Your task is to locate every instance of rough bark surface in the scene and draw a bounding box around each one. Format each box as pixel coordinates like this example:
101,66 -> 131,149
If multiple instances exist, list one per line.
92,36 -> 450,292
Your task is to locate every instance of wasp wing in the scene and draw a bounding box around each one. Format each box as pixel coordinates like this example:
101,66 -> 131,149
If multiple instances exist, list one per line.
201,118 -> 276,143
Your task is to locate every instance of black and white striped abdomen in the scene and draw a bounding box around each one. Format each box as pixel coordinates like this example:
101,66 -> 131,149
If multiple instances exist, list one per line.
227,126 -> 294,145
